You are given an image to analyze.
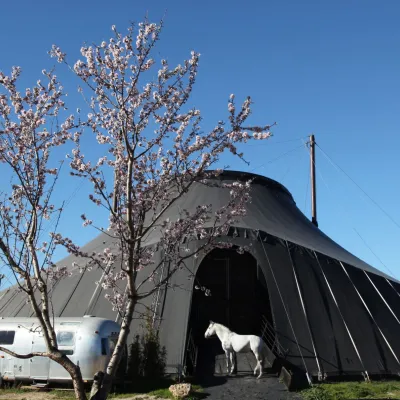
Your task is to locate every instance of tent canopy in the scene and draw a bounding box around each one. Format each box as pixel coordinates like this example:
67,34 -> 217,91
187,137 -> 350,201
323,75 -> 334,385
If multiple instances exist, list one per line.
0,170 -> 398,382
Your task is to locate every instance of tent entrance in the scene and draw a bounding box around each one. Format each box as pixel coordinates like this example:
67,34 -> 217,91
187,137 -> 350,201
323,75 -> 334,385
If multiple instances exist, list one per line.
186,248 -> 272,377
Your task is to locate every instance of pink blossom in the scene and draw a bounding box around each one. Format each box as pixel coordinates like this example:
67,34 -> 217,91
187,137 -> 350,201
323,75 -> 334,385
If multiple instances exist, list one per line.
49,45 -> 66,63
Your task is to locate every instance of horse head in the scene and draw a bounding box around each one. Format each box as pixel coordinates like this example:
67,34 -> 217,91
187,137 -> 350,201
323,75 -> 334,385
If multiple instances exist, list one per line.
204,320 -> 216,338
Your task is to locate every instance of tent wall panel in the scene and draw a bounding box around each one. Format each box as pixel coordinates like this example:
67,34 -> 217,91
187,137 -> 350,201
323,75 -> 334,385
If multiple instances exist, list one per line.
11,287 -> 42,317
59,266 -> 104,317
367,273 -> 400,321
392,282 -> 400,297
52,272 -> 87,317
312,254 -> 365,375
90,293 -> 118,322
262,241 -> 318,374
0,289 -> 29,316
158,262 -> 193,374
88,253 -> 163,339
0,289 -> 19,315
10,295 -> 35,317
345,265 -> 400,373
321,259 -> 395,375
292,248 -> 363,376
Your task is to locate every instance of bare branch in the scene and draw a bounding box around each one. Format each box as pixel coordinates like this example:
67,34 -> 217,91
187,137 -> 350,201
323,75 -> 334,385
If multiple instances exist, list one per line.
0,347 -> 49,359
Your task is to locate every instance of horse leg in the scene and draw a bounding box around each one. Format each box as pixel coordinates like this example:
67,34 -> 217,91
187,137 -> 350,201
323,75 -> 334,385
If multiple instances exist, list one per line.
256,353 -> 263,379
253,361 -> 258,376
253,349 -> 263,379
229,351 -> 235,375
224,350 -> 230,375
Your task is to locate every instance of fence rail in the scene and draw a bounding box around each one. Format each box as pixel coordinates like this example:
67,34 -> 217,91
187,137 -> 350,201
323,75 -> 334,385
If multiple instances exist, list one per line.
260,315 -> 289,358
185,328 -> 198,375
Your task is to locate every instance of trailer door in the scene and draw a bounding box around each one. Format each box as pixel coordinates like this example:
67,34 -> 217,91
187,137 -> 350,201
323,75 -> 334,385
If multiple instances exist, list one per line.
30,330 -> 50,381
13,329 -> 31,379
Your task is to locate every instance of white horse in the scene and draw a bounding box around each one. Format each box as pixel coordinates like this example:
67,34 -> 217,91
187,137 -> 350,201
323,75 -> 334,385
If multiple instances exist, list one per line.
204,321 -> 269,379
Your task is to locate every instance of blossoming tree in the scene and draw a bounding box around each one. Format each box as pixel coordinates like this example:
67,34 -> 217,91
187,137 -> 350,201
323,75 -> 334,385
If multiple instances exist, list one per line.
0,68 -> 87,396
0,19 -> 274,400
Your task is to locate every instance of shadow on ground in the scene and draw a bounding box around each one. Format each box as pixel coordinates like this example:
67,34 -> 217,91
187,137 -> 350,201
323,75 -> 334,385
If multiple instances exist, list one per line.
194,370 -> 302,400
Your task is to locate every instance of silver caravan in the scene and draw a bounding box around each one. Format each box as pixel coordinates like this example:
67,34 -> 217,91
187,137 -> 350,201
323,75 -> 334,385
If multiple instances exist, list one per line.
0,316 -> 121,384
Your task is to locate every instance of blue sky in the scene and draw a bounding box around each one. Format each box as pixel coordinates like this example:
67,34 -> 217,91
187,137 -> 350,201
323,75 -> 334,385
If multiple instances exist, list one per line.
1,0 -> 400,284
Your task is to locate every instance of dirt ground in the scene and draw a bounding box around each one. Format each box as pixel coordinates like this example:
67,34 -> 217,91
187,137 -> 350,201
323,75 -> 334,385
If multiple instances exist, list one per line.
0,393 -> 159,400
198,374 -> 302,400
0,373 -> 300,399
0,393 -> 62,400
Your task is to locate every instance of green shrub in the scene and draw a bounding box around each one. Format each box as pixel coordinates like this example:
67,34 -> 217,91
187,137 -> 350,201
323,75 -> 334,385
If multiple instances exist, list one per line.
126,334 -> 141,378
126,314 -> 166,380
141,316 -> 166,378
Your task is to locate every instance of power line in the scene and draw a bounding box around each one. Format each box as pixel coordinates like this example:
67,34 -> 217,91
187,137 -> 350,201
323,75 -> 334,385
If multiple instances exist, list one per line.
39,178 -> 86,241
353,228 -> 397,279
250,143 -> 305,173
246,135 -> 310,147
280,141 -> 308,183
316,144 -> 400,231
307,144 -> 398,280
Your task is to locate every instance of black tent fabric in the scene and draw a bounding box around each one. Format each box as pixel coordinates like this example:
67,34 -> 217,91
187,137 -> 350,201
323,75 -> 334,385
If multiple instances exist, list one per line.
0,170 -> 399,382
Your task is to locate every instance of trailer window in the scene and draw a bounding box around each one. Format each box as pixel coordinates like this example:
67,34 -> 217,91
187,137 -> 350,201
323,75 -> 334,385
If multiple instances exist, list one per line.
101,338 -> 107,355
0,331 -> 15,345
57,331 -> 75,346
109,337 -> 117,353
60,349 -> 74,356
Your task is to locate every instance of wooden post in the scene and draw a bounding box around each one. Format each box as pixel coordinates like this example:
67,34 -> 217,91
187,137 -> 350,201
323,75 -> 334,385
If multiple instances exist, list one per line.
310,134 -> 318,227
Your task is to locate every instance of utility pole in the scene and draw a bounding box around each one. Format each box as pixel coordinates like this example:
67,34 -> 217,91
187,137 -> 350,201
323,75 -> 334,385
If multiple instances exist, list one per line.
309,134 -> 318,227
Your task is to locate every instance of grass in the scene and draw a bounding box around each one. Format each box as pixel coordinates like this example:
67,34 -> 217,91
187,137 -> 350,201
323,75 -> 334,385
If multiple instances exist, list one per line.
0,379 -> 204,399
109,379 -> 204,399
300,380 -> 400,400
4,380 -> 400,400
109,387 -> 203,399
0,387 -> 77,399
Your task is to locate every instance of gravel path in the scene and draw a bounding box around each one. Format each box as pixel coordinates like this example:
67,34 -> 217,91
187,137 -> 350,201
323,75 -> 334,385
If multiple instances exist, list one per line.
194,348 -> 303,399
197,373 -> 303,400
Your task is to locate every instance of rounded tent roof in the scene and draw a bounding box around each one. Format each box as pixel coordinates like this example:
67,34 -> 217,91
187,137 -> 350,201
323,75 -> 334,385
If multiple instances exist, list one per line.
45,168 -> 394,283
139,169 -> 396,282
206,169 -> 294,200
6,169 -> 393,286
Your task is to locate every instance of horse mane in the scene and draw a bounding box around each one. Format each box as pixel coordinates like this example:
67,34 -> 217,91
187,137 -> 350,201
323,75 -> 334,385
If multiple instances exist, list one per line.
213,322 -> 232,332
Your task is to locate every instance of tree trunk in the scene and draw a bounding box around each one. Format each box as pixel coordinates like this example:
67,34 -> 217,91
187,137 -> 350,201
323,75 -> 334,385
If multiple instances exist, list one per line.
72,371 -> 88,400
93,295 -> 137,400
57,355 -> 87,400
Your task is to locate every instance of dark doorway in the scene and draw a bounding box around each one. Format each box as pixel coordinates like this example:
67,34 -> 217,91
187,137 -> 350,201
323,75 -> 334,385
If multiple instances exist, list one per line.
187,248 -> 272,377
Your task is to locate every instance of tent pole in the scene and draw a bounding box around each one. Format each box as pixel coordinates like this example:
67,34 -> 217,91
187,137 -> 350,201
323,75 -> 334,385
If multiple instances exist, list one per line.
286,242 -> 323,381
364,271 -> 400,325
340,261 -> 400,368
151,261 -> 167,328
314,252 -> 370,381
386,278 -> 400,300
309,134 -> 318,227
258,233 -> 313,385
